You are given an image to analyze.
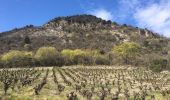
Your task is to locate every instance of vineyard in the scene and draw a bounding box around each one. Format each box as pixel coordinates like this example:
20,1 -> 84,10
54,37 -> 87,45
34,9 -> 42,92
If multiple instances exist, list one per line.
0,66 -> 170,100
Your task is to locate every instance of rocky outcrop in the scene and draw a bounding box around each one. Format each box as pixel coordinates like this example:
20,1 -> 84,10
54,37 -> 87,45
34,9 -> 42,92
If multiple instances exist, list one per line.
0,15 -> 165,54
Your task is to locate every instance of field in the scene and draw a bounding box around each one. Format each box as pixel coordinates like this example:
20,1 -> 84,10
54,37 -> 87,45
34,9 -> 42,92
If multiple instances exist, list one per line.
0,66 -> 170,100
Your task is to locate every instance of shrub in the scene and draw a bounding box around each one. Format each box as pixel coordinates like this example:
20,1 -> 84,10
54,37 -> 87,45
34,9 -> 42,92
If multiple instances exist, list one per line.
149,59 -> 167,72
55,54 -> 65,67
61,49 -> 87,65
73,55 -> 94,65
62,56 -> 73,65
1,50 -> 33,67
61,49 -> 85,57
61,49 -> 102,65
24,44 -> 32,51
0,60 -> 3,68
34,47 -> 59,66
24,35 -> 31,44
61,49 -> 77,65
95,55 -> 110,65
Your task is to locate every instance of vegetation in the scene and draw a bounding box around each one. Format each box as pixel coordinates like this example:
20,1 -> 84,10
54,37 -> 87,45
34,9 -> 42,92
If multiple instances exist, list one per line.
0,14 -> 170,99
0,44 -> 169,72
0,66 -> 169,99
112,42 -> 141,65
0,48 -> 103,67
61,49 -> 102,65
149,59 -> 168,72
48,14 -> 112,26
0,14 -> 161,55
24,35 -> 31,44
34,47 -> 59,66
0,50 -> 33,67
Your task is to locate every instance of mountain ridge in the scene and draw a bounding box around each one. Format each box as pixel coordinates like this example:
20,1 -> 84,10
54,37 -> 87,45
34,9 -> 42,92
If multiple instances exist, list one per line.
0,14 -> 168,54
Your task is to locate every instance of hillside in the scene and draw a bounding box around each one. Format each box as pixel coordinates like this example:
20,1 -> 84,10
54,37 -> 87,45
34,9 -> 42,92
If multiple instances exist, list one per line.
0,14 -> 168,54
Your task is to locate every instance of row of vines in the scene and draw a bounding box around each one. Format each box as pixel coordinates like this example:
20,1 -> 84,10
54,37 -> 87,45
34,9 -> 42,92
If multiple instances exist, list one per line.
0,66 -> 170,100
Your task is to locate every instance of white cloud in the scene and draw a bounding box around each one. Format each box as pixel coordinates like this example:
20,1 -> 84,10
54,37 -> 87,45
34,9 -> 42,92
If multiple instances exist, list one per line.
119,0 -> 140,9
119,0 -> 170,37
118,0 -> 156,12
84,0 -> 170,37
89,9 -> 113,21
134,1 -> 170,37
117,0 -> 140,19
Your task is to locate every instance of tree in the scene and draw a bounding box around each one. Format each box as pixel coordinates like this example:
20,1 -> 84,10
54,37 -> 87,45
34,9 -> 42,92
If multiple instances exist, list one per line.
112,42 -> 141,65
34,47 -> 58,66
61,49 -> 102,65
1,50 -> 33,67
61,49 -> 86,65
24,36 -> 31,44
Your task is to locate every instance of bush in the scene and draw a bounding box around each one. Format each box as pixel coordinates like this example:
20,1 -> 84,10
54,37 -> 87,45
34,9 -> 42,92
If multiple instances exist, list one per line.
61,49 -> 102,65
24,35 -> 31,44
34,47 -> 59,66
95,55 -> 110,65
61,49 -> 87,65
73,55 -> 94,65
61,49 -> 78,65
0,60 -> 3,68
1,50 -> 33,67
149,59 -> 167,72
24,44 -> 32,51
55,55 -> 65,67
0,48 -> 113,67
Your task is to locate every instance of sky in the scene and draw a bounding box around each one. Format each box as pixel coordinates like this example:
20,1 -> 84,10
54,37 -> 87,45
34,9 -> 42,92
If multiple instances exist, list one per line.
1,0 -> 170,37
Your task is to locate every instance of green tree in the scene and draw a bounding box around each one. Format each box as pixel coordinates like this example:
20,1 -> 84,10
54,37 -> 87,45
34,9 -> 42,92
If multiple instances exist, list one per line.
1,50 -> 33,67
61,49 -> 85,58
112,42 -> 141,65
61,49 -> 102,65
34,47 -> 58,66
61,49 -> 86,65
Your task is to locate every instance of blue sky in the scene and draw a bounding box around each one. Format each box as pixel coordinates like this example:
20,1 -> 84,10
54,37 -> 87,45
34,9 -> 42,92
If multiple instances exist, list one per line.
1,0 -> 170,37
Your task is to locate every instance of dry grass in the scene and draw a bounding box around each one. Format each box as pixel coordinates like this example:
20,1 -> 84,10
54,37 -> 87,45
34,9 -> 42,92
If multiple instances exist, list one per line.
0,65 -> 170,100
